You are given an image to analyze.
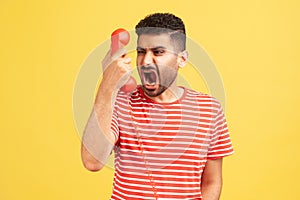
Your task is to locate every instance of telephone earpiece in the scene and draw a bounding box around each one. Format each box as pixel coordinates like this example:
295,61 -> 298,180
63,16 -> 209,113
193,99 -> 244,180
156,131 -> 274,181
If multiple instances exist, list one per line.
111,28 -> 130,55
111,28 -> 137,93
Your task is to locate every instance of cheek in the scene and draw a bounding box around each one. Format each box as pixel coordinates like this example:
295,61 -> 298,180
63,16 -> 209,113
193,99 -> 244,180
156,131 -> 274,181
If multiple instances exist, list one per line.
161,59 -> 179,73
159,55 -> 178,66
136,56 -> 142,66
159,65 -> 177,80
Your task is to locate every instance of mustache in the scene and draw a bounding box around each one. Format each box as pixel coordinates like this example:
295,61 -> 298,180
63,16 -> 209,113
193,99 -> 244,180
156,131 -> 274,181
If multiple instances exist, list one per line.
140,65 -> 156,71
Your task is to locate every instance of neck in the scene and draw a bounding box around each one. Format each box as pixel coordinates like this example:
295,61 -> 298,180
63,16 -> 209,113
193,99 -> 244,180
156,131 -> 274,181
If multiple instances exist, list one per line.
145,83 -> 184,103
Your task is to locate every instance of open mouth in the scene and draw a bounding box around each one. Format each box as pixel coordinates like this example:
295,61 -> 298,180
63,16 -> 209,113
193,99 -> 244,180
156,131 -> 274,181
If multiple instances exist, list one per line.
141,68 -> 159,87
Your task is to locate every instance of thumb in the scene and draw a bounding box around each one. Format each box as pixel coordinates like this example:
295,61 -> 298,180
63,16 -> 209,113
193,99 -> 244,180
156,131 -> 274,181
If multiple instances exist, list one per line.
102,48 -> 127,71
111,48 -> 127,61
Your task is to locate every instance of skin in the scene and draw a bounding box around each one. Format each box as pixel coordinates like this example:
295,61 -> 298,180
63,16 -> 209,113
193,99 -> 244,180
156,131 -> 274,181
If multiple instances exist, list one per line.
136,33 -> 187,102
81,33 -> 223,199
201,159 -> 223,200
81,48 -> 131,171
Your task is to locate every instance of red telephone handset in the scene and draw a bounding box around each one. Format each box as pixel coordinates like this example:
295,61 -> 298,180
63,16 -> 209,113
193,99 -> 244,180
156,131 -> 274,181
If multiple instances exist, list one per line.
111,28 -> 137,93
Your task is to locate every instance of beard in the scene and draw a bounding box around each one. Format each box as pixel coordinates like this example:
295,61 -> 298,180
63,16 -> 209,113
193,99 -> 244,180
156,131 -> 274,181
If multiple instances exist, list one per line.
138,64 -> 178,97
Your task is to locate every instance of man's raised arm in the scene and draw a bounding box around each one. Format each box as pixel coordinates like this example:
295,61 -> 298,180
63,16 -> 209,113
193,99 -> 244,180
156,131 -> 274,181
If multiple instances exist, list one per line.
81,48 -> 131,172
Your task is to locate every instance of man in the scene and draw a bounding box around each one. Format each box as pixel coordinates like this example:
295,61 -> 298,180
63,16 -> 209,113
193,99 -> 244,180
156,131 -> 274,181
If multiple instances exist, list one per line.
81,13 -> 233,200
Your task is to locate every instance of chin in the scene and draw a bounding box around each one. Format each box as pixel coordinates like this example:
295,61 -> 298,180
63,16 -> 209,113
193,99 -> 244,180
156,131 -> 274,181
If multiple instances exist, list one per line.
142,85 -> 166,97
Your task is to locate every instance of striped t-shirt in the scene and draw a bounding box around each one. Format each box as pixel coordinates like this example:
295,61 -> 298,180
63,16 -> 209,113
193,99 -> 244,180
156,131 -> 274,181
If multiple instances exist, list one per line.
110,86 -> 233,200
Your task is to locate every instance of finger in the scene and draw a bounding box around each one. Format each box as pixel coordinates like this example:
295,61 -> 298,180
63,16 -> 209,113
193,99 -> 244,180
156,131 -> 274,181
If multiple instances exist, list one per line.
102,48 -> 127,72
101,49 -> 113,69
123,57 -> 131,64
121,57 -> 132,68
111,48 -> 127,61
117,60 -> 132,73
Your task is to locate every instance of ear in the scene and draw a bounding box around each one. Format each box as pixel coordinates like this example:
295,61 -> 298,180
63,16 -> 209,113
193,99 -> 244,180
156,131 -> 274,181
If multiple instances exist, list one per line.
178,50 -> 188,68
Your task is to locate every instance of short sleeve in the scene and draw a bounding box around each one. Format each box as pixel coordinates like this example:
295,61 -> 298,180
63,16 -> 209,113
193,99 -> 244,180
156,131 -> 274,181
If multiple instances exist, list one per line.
111,102 -> 119,145
207,102 -> 234,160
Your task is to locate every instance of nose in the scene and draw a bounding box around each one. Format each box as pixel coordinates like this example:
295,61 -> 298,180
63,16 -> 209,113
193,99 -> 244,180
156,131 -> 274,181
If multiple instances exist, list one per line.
142,51 -> 153,66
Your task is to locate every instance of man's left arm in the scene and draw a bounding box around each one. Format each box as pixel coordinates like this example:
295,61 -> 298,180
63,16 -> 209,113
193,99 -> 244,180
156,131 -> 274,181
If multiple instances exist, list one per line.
201,158 -> 223,200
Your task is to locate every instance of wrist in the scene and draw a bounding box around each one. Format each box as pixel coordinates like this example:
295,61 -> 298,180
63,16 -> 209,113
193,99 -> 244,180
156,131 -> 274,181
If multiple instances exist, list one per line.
94,82 -> 118,108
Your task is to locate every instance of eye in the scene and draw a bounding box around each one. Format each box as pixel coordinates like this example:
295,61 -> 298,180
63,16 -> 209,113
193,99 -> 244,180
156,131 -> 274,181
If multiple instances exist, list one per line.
153,49 -> 165,56
137,50 -> 146,55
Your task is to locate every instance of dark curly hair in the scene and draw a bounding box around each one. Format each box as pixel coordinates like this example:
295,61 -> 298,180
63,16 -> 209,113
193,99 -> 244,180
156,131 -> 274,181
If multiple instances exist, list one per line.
135,13 -> 186,51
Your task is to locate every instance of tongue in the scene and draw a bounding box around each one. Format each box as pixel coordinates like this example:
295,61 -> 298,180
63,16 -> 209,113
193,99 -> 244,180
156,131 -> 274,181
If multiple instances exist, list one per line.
146,71 -> 156,84
150,72 -> 156,83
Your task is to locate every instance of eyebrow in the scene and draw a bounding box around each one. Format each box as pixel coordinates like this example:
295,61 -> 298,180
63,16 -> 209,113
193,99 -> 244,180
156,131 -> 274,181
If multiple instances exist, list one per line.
136,46 -> 167,51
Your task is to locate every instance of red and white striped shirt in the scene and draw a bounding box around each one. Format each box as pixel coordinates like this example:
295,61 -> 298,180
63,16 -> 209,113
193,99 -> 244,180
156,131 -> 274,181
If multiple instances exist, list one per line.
110,86 -> 233,200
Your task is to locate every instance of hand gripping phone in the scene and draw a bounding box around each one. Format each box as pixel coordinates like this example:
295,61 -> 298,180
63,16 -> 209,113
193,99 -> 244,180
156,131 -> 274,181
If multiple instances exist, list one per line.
111,28 -> 137,93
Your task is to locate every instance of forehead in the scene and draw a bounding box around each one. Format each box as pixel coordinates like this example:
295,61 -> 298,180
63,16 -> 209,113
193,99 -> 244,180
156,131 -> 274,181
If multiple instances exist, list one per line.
137,33 -> 172,49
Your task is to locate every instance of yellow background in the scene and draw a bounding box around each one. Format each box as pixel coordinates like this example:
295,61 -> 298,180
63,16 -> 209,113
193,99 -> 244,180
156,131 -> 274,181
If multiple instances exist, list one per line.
1,0 -> 299,199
